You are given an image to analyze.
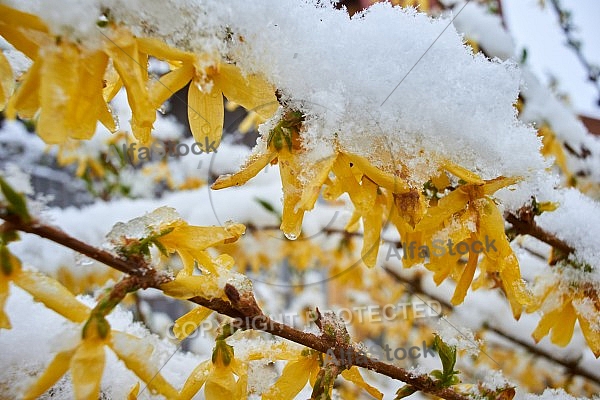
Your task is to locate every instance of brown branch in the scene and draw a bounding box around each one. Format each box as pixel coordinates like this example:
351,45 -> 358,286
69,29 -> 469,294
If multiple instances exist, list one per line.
485,326 -> 600,386
506,212 -> 574,256
0,212 -> 469,400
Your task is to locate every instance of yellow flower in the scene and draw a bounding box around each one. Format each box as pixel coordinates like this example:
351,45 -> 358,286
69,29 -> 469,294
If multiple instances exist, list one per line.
262,349 -> 321,400
157,220 -> 246,275
262,349 -> 382,400
179,339 -> 247,400
1,5 -> 116,143
213,112 -> 413,267
24,327 -> 179,399
138,37 -> 278,150
529,276 -> 600,357
415,173 -> 530,316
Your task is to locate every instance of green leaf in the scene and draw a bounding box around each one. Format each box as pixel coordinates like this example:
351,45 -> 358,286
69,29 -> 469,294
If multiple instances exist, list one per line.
0,244 -> 13,276
395,385 -> 417,399
431,334 -> 460,387
254,197 -> 282,221
0,176 -> 31,222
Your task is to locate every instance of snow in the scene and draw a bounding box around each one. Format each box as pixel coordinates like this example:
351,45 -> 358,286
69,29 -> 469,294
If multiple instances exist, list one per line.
450,1 -> 515,60
537,188 -> 600,275
5,0 -> 548,186
2,0 -> 600,398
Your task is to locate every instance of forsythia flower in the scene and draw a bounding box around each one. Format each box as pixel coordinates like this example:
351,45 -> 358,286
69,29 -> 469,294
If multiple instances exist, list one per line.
1,4 -> 277,145
1,5 -> 116,143
138,37 -> 278,149
528,271 -> 600,357
179,338 -> 247,400
24,324 -> 179,399
213,111 -> 412,267
262,349 -> 321,399
414,173 -> 531,316
262,349 -> 382,399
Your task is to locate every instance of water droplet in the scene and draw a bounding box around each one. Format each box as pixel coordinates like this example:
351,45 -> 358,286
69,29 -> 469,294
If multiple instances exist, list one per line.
158,105 -> 167,115
109,107 -> 120,132
75,253 -> 94,266
284,232 -> 298,240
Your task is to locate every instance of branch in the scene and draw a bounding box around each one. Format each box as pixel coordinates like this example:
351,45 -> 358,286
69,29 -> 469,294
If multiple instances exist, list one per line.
0,212 -> 470,400
505,212 -> 574,257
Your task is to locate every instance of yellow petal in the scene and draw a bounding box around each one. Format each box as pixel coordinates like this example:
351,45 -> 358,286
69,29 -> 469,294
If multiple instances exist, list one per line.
13,269 -> 90,322
443,162 -> 484,185
173,306 -> 213,340
340,367 -> 383,400
161,223 -> 246,252
149,62 -> 194,109
104,28 -> 155,143
532,307 -> 562,343
136,37 -> 194,62
23,347 -> 76,400
481,176 -> 519,195
297,153 -> 337,212
262,358 -> 313,400
415,188 -> 469,234
0,277 -> 10,329
179,360 -> 212,400
109,331 -> 179,398
212,150 -> 277,189
205,364 -> 237,400
360,177 -> 384,268
6,58 -> 42,120
344,152 -> 410,193
0,51 -> 14,111
160,275 -> 222,300
0,4 -> 49,33
450,243 -> 478,305
0,5 -> 48,59
127,382 -> 140,400
70,50 -> 110,139
37,41 -> 79,143
188,80 -> 224,151
70,338 -> 106,399
102,62 -> 122,102
549,301 -> 577,347
278,152 -> 305,239
216,63 -> 278,120
578,314 -> 600,358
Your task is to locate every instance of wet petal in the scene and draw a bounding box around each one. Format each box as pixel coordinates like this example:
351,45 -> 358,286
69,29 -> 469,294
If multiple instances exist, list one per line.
216,63 -> 278,119
109,331 -> 179,398
549,301 -> 576,347
340,366 -> 383,400
179,360 -> 212,400
262,358 -> 312,400
212,150 -> 277,189
13,269 -> 90,322
173,306 -> 213,340
23,347 -> 76,399
70,338 -> 106,399
0,51 -> 14,111
188,80 -> 224,151
104,28 -> 155,142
